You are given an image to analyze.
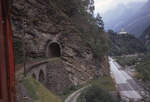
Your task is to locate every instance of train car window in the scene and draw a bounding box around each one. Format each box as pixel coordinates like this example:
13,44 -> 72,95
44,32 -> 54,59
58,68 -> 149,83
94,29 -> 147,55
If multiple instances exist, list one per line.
0,69 -> 2,99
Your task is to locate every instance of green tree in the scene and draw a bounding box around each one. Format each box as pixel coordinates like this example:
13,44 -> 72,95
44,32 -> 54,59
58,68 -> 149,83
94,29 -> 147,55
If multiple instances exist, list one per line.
51,0 -> 94,17
96,13 -> 104,30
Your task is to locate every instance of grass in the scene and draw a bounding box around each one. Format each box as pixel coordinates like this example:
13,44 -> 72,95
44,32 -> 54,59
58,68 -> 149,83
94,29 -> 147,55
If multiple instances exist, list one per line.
47,57 -> 61,62
23,76 -> 62,102
77,95 -> 82,102
22,76 -> 116,102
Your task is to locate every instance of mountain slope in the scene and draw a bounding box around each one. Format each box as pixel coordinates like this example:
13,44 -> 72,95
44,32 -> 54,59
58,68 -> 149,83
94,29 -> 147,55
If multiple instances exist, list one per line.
108,31 -> 146,56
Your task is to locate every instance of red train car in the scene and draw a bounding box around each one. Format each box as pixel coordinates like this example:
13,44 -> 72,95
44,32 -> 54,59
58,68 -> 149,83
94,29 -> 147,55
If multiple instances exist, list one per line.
0,0 -> 15,102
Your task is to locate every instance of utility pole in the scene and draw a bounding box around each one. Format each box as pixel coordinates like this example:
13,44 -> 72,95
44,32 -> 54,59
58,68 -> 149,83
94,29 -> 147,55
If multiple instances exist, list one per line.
23,18 -> 27,77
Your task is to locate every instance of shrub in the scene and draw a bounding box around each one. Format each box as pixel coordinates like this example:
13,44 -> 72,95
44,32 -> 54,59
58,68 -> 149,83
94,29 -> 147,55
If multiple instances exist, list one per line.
80,85 -> 120,102
116,56 -> 139,67
62,85 -> 80,95
135,52 -> 150,81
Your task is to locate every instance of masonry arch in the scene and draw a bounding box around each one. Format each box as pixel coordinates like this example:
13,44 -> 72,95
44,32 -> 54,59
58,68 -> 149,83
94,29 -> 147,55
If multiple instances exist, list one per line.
39,70 -> 45,83
32,73 -> 36,79
48,42 -> 61,58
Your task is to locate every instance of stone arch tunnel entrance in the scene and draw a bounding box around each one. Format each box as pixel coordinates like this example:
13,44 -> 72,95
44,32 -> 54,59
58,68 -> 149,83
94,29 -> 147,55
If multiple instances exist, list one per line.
39,70 -> 45,83
48,42 -> 61,58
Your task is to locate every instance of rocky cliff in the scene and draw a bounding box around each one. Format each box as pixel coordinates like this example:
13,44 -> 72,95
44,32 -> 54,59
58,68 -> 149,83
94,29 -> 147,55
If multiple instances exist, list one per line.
12,0 -> 110,94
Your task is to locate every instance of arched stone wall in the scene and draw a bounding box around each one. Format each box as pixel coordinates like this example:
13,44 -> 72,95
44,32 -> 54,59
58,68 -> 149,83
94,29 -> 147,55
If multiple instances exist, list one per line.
27,62 -> 47,84
46,42 -> 61,58
39,70 -> 45,83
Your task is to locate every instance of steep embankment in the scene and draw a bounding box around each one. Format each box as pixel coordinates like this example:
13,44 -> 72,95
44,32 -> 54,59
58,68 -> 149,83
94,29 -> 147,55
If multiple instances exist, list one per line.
108,31 -> 146,56
16,76 -> 62,102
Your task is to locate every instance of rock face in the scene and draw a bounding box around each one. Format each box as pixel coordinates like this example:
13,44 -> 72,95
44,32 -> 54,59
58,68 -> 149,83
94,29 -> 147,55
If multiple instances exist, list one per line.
46,59 -> 72,93
12,0 -> 110,93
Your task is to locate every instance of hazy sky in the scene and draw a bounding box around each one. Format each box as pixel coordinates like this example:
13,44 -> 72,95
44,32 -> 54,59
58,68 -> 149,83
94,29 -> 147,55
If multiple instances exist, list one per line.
95,0 -> 148,14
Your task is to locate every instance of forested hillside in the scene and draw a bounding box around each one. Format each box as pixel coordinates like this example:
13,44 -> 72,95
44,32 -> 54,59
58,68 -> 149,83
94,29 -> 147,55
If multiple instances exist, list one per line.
108,30 -> 146,56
